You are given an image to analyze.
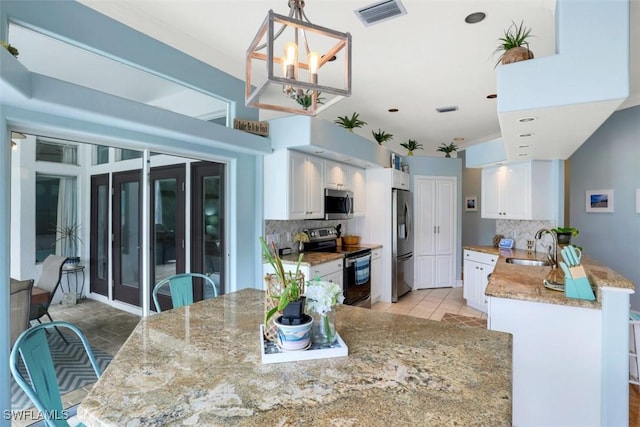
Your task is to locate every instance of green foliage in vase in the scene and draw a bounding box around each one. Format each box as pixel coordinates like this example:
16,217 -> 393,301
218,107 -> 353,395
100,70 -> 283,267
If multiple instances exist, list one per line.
436,142 -> 459,157
400,139 -> 423,155
372,129 -> 393,145
493,20 -> 533,67
334,112 -> 367,131
294,90 -> 325,110
260,236 -> 304,326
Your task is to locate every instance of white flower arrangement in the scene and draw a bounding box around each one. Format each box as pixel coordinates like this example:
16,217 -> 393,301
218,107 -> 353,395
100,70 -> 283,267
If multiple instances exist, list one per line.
305,280 -> 344,315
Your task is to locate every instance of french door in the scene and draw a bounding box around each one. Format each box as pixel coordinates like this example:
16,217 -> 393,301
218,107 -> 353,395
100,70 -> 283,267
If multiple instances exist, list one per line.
90,161 -> 223,307
149,165 -> 186,310
191,161 -> 225,296
89,174 -> 109,296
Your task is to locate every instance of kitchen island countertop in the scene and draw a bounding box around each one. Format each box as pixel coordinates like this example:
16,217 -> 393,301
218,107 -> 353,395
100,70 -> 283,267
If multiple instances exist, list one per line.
78,288 -> 512,426
464,245 -> 634,308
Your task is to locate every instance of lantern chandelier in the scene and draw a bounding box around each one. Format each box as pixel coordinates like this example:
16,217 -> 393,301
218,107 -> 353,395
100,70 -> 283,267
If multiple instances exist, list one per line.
246,0 -> 352,116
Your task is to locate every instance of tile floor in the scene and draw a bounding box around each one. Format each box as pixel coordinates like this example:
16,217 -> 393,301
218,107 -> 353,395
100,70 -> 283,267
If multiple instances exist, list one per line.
372,286 -> 487,321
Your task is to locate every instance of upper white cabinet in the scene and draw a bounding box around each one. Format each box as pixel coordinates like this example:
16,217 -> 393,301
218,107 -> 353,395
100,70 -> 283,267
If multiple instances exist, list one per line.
349,166 -> 366,216
391,169 -> 409,190
481,161 -> 554,220
325,160 -> 349,190
414,176 -> 456,289
264,150 -> 324,220
324,160 -> 366,217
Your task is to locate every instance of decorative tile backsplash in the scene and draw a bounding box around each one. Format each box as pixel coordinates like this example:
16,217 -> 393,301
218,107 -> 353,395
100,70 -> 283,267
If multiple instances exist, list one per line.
265,219 -> 360,252
496,219 -> 556,250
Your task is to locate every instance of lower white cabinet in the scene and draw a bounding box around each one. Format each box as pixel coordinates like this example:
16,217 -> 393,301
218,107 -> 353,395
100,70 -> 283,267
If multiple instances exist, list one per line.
462,250 -> 497,312
370,248 -> 382,303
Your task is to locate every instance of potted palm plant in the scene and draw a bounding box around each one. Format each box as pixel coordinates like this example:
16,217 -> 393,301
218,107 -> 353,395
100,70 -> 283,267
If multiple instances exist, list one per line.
0,41 -> 19,58
260,237 -> 312,350
436,142 -> 459,158
494,20 -> 534,67
294,90 -> 325,111
53,222 -> 83,265
334,112 -> 367,132
372,129 -> 393,145
400,139 -> 423,156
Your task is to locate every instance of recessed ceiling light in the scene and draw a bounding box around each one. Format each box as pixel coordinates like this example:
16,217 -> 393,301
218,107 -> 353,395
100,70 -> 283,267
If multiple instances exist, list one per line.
314,150 -> 325,154
518,153 -> 529,157
321,54 -> 337,62
486,93 -> 497,99
519,116 -> 537,123
517,144 -> 531,149
388,107 -> 399,112
518,133 -> 534,138
465,12 -> 486,24
436,106 -> 459,113
453,137 -> 464,142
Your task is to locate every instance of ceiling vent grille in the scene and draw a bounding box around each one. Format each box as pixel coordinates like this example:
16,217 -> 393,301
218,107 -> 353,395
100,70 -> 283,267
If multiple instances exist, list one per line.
355,0 -> 407,26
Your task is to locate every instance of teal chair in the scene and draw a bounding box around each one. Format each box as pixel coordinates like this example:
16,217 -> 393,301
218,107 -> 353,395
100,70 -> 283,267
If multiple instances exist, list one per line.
10,321 -> 101,427
152,273 -> 218,312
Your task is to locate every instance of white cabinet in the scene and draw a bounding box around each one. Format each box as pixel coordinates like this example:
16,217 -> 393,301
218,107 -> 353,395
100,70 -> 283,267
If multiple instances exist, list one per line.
370,248 -> 382,303
463,250 -> 497,312
414,176 -> 456,289
481,160 -> 554,220
324,160 -> 366,217
264,150 -> 324,220
325,160 -> 349,190
350,167 -> 366,216
391,169 -> 409,190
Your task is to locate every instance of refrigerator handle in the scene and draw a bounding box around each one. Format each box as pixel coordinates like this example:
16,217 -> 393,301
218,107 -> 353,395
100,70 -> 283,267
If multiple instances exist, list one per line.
404,201 -> 411,239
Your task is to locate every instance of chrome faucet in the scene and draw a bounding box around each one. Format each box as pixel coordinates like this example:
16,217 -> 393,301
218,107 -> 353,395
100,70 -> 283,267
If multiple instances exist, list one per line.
534,228 -> 558,268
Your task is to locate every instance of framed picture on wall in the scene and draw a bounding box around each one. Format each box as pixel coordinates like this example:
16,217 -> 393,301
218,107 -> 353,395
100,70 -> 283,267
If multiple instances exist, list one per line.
465,196 -> 478,212
636,189 -> 640,213
586,189 -> 614,213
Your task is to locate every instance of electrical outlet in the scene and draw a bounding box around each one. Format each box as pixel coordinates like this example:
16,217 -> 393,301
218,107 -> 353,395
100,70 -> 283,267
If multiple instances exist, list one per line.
509,230 -> 516,239
266,234 -> 278,245
286,232 -> 292,242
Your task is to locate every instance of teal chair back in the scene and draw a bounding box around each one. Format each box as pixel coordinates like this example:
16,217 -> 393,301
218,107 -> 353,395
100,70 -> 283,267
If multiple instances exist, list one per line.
152,273 -> 218,312
10,321 -> 101,427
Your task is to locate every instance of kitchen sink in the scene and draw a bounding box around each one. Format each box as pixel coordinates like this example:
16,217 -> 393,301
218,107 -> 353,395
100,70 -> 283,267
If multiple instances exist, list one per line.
505,258 -> 550,267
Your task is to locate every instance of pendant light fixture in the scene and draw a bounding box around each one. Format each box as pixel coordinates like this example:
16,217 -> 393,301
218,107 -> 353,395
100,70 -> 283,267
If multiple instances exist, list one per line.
246,0 -> 352,116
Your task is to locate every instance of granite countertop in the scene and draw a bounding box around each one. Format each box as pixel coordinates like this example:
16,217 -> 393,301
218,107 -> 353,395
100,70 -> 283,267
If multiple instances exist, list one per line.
464,245 -> 635,308
78,288 -> 512,426
279,243 -> 383,266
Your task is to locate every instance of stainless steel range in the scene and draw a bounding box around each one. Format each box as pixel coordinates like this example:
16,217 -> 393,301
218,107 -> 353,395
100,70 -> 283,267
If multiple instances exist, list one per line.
303,227 -> 372,308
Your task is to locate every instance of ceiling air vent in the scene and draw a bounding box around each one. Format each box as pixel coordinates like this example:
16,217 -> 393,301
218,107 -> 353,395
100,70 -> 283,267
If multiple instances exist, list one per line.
355,0 -> 407,26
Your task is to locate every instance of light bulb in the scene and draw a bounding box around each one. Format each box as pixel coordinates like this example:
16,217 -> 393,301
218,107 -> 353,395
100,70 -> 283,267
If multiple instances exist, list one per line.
283,42 -> 298,79
307,51 -> 319,84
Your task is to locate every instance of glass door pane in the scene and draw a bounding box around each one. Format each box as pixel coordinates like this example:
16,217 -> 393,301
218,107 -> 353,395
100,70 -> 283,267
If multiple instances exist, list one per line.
112,170 -> 141,306
191,162 -> 225,296
90,174 -> 109,296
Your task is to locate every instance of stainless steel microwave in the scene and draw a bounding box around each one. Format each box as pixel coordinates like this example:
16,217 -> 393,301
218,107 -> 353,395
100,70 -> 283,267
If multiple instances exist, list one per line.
324,188 -> 354,220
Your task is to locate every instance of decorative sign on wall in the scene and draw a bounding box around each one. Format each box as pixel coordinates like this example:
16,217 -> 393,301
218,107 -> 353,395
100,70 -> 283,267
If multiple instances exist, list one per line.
233,119 -> 269,137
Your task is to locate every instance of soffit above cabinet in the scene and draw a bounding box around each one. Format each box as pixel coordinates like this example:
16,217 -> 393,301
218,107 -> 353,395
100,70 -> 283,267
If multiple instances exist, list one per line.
268,116 -> 391,168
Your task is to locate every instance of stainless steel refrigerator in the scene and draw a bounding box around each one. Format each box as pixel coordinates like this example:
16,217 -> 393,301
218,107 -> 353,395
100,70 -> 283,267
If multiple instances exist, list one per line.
392,188 -> 414,302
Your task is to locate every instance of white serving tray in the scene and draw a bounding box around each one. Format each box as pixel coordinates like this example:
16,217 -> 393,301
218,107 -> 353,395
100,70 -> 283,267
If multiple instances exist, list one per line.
259,325 -> 348,364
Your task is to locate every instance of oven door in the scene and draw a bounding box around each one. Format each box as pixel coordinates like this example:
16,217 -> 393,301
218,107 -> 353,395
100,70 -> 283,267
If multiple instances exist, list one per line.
344,253 -> 371,306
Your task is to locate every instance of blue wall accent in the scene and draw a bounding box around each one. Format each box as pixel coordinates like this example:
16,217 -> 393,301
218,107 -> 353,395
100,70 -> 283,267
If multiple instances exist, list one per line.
459,150 -> 497,247
570,105 -> 639,309
465,138 -> 507,168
